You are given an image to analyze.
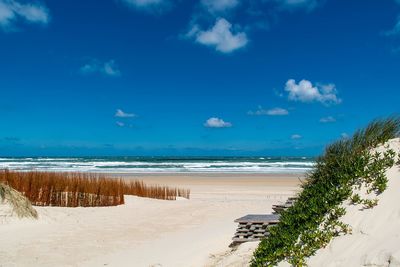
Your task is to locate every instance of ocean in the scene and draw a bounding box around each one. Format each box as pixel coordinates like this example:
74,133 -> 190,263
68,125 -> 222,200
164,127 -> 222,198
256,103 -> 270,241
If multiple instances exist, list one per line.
0,156 -> 315,173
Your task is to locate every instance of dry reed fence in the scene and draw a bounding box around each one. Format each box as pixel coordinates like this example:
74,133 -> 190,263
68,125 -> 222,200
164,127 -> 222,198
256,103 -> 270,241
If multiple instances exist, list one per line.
124,180 -> 190,201
0,170 -> 190,207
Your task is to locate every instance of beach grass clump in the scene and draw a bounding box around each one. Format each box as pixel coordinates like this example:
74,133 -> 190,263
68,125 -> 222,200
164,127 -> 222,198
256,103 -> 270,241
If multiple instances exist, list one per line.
251,117 -> 400,266
0,171 -> 190,207
0,182 -> 38,219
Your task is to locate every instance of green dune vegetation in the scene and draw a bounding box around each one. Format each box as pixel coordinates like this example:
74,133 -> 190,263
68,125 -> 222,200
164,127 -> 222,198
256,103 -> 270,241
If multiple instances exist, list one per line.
251,117 -> 400,266
0,171 -> 190,207
0,182 -> 38,219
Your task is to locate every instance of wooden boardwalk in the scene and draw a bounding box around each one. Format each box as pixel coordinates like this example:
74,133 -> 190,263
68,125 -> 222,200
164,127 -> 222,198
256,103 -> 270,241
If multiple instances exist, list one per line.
231,197 -> 297,246
231,214 -> 280,245
234,214 -> 280,223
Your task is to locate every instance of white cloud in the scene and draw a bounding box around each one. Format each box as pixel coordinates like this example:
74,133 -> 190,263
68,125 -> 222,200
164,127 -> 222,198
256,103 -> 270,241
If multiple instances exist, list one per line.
187,18 -> 248,53
115,109 -> 136,118
291,134 -> 302,139
385,1 -> 400,36
201,0 -> 239,13
271,0 -> 319,11
80,60 -> 121,77
120,0 -> 169,13
319,116 -> 336,123
204,117 -> 232,128
103,61 -> 121,76
385,16 -> 400,36
265,107 -> 289,116
123,0 -> 163,7
116,121 -> 125,127
247,106 -> 289,116
341,132 -> 349,139
285,79 -> 342,105
0,0 -> 49,31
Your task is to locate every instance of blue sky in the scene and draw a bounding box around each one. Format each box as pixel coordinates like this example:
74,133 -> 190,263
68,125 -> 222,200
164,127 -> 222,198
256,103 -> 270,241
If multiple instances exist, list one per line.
0,0 -> 399,156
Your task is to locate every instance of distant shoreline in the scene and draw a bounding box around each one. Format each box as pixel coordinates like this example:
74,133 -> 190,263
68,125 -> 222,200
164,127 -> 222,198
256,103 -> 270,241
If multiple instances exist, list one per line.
108,172 -> 305,188
109,172 -> 305,177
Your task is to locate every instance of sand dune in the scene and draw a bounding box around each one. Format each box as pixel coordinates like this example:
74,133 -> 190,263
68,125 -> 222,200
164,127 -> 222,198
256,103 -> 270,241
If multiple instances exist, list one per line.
213,139 -> 400,267
306,138 -> 400,267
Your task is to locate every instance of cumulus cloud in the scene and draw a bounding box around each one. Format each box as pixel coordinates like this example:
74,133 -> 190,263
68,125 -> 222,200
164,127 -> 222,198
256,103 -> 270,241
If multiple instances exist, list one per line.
120,0 -> 170,13
204,117 -> 232,128
270,0 -> 319,11
184,0 -> 322,52
384,1 -> 400,36
80,60 -> 121,77
285,79 -> 342,105
341,132 -> 349,139
291,134 -> 302,139
247,106 -> 289,116
0,0 -> 49,31
201,0 -> 239,13
115,109 -> 136,118
116,121 -> 125,127
187,18 -> 248,53
103,61 -> 121,76
385,16 -> 400,36
319,116 -> 336,123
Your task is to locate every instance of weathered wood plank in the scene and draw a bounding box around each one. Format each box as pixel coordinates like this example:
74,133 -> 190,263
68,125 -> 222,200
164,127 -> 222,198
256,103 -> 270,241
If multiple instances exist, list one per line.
232,238 -> 263,243
231,196 -> 297,246
234,214 -> 280,223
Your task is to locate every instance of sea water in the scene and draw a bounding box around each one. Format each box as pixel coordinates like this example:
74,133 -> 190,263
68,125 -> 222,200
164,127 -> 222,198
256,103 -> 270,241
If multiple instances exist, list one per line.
0,156 -> 314,173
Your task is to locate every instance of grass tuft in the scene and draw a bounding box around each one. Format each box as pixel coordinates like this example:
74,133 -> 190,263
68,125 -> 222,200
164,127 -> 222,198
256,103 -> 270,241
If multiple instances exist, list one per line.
0,182 -> 38,219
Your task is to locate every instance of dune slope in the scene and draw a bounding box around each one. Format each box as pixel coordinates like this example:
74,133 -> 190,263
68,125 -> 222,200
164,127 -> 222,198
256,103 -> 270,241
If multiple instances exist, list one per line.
307,138 -> 400,267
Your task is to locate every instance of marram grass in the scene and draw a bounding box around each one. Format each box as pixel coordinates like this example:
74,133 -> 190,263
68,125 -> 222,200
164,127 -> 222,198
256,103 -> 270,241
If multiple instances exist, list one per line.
0,182 -> 38,219
251,117 -> 400,266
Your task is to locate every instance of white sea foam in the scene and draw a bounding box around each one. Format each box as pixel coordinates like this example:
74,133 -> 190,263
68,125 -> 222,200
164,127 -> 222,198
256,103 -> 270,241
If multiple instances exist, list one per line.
0,157 -> 314,173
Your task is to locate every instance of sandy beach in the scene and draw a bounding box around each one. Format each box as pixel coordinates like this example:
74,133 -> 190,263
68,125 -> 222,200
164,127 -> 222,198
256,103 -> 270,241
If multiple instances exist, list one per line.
0,173 -> 302,267
2,1 -> 398,265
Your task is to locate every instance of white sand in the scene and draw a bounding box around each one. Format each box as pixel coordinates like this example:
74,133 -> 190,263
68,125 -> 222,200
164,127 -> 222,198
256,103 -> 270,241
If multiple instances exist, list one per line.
0,199 -> 22,225
0,174 -> 300,267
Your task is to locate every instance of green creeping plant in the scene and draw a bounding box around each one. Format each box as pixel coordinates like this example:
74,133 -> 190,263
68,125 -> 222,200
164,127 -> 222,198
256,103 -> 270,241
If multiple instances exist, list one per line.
251,117 -> 400,267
